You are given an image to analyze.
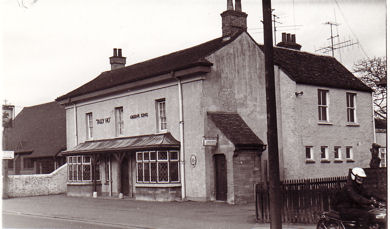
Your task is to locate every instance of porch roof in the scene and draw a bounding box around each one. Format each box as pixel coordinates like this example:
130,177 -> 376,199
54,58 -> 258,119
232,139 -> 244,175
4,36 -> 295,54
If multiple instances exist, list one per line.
60,132 -> 180,156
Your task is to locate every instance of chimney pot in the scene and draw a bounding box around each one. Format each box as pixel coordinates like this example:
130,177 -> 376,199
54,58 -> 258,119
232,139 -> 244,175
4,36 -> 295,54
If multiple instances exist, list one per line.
227,0 -> 233,10
286,33 -> 291,42
235,0 -> 242,12
282,33 -> 287,42
291,34 -> 296,43
110,48 -> 126,70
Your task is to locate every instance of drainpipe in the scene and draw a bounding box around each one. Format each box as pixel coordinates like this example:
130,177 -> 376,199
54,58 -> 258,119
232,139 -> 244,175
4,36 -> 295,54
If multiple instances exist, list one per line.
173,71 -> 186,200
73,103 -> 78,146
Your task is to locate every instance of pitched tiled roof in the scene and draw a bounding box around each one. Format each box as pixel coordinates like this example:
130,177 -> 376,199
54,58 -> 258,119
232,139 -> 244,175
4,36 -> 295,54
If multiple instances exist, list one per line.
208,112 -> 264,150
3,102 -> 66,158
56,32 -> 244,102
61,132 -> 180,156
260,45 -> 372,92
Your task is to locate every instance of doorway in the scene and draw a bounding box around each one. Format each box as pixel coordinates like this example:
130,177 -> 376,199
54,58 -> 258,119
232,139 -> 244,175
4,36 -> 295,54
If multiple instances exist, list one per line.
214,154 -> 227,201
121,157 -> 130,196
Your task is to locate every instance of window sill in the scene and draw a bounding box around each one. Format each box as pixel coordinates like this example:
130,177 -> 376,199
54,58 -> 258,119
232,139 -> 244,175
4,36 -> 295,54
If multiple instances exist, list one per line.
318,122 -> 333,126
346,159 -> 355,163
305,159 -> 315,164
321,159 -> 331,163
334,159 -> 343,163
135,183 -> 181,188
346,123 -> 360,127
68,181 -> 102,185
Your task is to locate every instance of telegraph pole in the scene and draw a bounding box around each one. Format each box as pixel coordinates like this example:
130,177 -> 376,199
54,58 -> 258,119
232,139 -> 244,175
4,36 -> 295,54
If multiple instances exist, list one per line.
262,0 -> 282,228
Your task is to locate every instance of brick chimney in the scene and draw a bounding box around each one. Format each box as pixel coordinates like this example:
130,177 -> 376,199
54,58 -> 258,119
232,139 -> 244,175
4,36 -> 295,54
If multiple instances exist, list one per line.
276,33 -> 302,50
109,48 -> 126,70
221,0 -> 247,37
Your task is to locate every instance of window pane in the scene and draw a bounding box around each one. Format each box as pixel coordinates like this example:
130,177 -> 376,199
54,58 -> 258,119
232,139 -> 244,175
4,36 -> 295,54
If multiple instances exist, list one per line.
169,161 -> 179,182
77,164 -> 82,180
158,151 -> 168,160
158,162 -> 168,182
137,163 -> 143,182
305,147 -> 311,159
143,152 -> 149,161
83,164 -> 91,180
137,153 -> 143,161
144,163 -> 150,182
83,156 -> 90,163
68,165 -> 73,181
150,151 -> 157,160
151,163 -> 157,182
170,151 -> 178,160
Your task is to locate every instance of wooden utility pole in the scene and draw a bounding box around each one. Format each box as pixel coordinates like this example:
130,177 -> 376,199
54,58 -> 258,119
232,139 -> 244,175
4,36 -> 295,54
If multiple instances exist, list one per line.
262,0 -> 282,228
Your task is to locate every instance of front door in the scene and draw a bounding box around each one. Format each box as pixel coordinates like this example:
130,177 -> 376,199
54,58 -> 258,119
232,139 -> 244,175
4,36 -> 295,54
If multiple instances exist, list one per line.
121,157 -> 130,196
214,154 -> 227,201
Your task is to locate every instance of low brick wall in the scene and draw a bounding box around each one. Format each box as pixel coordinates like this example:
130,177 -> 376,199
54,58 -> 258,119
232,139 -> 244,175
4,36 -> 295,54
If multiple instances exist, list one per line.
7,164 -> 67,198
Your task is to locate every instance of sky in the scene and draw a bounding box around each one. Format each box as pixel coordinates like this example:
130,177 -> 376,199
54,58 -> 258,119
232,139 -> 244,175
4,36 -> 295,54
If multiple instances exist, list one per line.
0,0 -> 387,113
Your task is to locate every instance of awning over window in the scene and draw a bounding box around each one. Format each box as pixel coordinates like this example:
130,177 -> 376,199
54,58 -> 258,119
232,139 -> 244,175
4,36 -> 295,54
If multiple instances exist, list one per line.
60,132 -> 180,156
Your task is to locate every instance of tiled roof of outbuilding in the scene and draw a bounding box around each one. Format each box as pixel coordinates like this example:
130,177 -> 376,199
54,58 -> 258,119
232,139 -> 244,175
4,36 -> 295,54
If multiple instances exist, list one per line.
208,112 -> 264,150
3,102 -> 66,158
260,45 -> 372,92
56,32 -> 244,102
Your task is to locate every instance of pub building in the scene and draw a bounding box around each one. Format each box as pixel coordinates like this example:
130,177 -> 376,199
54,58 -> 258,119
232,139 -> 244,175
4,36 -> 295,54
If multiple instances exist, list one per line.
56,0 -> 374,204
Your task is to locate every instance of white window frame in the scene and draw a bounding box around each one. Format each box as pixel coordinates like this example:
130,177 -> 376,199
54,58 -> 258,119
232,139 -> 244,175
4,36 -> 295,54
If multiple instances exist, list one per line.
115,107 -> 124,136
305,146 -> 314,163
156,99 -> 167,132
86,113 -> 93,140
346,93 -> 357,123
334,146 -> 342,161
67,155 -> 92,183
320,146 -> 329,162
346,146 -> 354,161
379,147 -> 387,168
136,150 -> 179,184
318,89 -> 329,122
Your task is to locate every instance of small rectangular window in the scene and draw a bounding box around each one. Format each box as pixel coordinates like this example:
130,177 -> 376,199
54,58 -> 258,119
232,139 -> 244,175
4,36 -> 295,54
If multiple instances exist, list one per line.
320,146 -> 329,161
346,146 -> 354,161
156,99 -> 167,132
305,146 -> 314,162
346,93 -> 357,123
334,146 -> 342,161
115,107 -> 124,136
86,113 -> 93,140
318,89 -> 329,122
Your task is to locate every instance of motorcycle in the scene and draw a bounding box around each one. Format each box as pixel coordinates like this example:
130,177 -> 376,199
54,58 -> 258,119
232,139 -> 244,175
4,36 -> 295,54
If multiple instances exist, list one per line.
316,201 -> 386,229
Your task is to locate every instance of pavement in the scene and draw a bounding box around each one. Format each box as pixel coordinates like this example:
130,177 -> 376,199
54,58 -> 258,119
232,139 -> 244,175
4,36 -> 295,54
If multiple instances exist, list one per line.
2,194 -> 316,229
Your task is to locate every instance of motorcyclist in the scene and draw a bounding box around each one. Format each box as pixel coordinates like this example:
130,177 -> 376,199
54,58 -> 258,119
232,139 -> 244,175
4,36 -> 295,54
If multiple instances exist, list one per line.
332,167 -> 378,227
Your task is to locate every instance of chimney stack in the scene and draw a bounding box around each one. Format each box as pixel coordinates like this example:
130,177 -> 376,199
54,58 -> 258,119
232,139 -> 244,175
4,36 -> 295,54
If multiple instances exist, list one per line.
276,32 -> 302,50
221,0 -> 247,37
109,48 -> 126,70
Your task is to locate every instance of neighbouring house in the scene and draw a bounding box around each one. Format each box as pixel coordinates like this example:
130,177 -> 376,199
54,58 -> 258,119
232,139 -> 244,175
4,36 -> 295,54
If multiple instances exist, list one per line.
375,118 -> 387,167
2,102 -> 66,174
56,0 -> 374,204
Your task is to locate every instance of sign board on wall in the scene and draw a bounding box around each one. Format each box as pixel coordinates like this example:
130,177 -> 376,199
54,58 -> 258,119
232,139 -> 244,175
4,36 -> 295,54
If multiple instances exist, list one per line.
2,151 -> 14,159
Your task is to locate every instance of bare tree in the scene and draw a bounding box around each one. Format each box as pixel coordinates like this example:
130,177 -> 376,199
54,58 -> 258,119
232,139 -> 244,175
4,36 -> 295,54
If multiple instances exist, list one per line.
353,57 -> 387,119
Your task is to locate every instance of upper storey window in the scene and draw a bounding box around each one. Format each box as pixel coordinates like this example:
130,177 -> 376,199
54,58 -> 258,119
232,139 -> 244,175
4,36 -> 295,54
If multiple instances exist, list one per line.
346,93 -> 357,123
156,99 -> 167,132
318,89 -> 329,122
86,113 -> 93,140
115,107 -> 124,136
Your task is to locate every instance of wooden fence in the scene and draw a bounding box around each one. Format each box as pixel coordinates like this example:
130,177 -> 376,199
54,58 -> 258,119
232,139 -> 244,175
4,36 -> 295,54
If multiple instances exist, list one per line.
256,168 -> 387,224
256,176 -> 348,224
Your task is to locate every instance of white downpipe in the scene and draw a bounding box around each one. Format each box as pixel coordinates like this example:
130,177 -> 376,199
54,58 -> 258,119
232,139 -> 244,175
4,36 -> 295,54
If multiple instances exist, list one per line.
176,74 -> 186,200
73,103 -> 78,145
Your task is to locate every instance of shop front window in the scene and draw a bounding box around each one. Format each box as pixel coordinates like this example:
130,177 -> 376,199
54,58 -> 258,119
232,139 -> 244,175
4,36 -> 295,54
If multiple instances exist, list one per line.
136,150 -> 179,184
67,155 -> 92,182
